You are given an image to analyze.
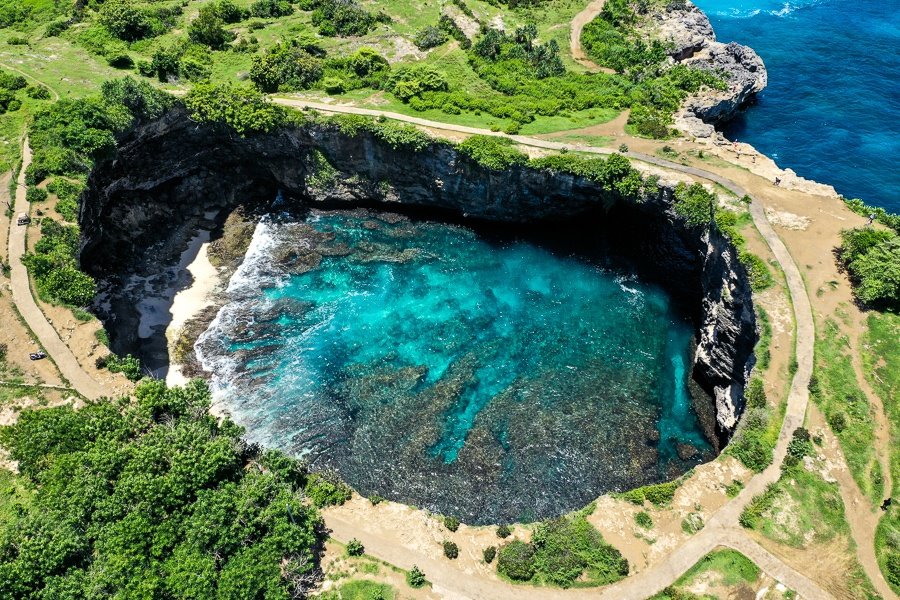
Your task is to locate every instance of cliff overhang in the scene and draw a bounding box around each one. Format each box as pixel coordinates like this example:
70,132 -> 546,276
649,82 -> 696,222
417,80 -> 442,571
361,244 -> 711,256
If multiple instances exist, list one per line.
78,109 -> 757,444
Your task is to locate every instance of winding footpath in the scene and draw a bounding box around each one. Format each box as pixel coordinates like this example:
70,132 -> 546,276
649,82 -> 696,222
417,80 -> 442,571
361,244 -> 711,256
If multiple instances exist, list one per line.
6,139 -> 105,400
569,0 -> 616,74
272,97 -> 841,599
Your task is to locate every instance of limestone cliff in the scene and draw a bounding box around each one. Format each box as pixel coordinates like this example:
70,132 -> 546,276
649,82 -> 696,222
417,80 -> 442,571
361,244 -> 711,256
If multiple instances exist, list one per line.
635,0 -> 767,137
79,109 -> 756,443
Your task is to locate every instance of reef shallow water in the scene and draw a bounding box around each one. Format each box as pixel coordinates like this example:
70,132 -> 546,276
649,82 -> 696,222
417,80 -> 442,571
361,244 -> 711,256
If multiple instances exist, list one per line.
197,209 -> 714,523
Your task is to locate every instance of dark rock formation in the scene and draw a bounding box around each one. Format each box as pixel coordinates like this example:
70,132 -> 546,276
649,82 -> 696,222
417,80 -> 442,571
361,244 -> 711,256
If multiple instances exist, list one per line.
79,109 -> 756,443
637,0 -> 767,136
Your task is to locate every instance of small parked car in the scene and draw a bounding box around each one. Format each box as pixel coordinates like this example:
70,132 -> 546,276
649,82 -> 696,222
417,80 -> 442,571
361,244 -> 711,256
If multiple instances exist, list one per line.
17,212 -> 30,225
29,351 -> 47,361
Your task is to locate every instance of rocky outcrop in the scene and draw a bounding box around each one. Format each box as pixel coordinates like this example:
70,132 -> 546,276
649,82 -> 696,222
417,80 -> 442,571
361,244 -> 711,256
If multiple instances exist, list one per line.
637,1 -> 767,136
79,109 -> 756,443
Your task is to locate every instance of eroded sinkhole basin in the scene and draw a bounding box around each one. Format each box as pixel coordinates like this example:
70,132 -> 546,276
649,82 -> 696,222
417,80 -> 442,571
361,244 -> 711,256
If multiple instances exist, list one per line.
195,207 -> 714,524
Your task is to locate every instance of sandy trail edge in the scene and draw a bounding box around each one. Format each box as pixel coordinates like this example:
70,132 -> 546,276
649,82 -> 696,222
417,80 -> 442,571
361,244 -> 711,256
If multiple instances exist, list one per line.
570,0 -> 616,74
6,139 -> 105,400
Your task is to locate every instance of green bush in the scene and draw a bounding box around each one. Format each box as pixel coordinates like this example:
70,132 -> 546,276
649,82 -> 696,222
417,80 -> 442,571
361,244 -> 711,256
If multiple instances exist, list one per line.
406,565 -> 426,588
443,515 -> 460,532
458,135 -> 527,170
346,538 -> 364,556
26,85 -> 51,100
839,227 -> 900,307
496,524 -> 511,538
680,512 -> 704,534
828,411 -> 847,433
0,379 -> 324,598
0,70 -> 26,91
531,515 -> 628,587
188,4 -> 235,50
442,541 -> 459,559
186,82 -> 288,136
497,540 -> 536,581
620,480 -> 680,507
673,182 -> 715,228
744,378 -> 767,409
23,220 -> 97,306
414,25 -> 447,50
634,511 -> 653,529
99,0 -> 154,41
250,38 -> 323,92
105,353 -> 142,381
250,0 -> 294,18
783,427 -> 813,468
309,0 -> 386,37
304,471 -> 352,507
26,186 -> 48,202
483,546 -> 496,563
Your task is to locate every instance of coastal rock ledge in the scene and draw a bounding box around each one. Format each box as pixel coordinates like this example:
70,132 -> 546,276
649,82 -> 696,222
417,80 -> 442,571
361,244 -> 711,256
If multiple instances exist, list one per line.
642,1 -> 768,137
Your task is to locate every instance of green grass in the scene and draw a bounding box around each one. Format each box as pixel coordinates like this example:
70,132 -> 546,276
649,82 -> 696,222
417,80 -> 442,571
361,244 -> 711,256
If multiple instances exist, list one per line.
740,464 -> 848,548
755,305 -> 772,371
812,317 -> 879,505
318,579 -> 396,600
864,310 -> 900,594
677,549 -> 760,588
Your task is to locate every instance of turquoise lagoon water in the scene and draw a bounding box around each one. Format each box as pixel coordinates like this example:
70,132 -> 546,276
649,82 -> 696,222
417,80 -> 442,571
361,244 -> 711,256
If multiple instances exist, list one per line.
693,0 -> 900,212
197,210 -> 713,523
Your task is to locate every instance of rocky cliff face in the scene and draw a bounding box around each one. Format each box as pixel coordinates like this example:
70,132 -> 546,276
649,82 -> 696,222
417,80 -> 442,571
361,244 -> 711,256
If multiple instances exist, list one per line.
80,109 -> 756,442
637,0 -> 767,137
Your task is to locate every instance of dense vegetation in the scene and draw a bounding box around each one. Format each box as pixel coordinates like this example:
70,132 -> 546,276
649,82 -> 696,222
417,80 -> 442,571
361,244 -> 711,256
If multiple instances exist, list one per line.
580,0 -> 726,137
0,379 -> 341,598
496,510 -> 628,588
839,226 -> 900,308
727,377 -> 777,472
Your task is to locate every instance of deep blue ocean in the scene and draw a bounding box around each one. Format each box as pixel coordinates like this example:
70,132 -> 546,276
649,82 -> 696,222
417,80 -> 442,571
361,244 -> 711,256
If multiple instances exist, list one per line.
197,211 -> 712,523
692,0 -> 900,212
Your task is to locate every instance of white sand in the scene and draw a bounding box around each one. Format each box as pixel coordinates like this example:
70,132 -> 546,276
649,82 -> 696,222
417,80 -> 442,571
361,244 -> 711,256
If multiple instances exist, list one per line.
165,236 -> 219,386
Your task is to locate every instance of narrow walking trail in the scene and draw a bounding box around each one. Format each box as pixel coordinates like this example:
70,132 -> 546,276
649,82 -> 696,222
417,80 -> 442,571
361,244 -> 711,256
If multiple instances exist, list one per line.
570,0 -> 616,74
275,98 -> 839,598
6,140 -> 105,401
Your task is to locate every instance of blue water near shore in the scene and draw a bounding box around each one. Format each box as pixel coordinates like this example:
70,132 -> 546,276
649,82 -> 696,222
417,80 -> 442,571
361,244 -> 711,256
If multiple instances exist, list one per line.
197,211 -> 713,522
692,0 -> 900,212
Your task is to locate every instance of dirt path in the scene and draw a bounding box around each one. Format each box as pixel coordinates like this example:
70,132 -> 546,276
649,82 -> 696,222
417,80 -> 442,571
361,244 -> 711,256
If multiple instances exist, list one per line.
0,60 -> 60,101
6,139 -> 105,400
570,0 -> 616,74
276,98 -> 839,598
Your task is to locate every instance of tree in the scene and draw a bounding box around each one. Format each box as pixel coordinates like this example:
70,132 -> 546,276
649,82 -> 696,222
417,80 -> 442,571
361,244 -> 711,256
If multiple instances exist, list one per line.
250,39 -> 323,92
185,82 -> 287,135
496,540 -> 536,581
406,565 -> 426,588
849,238 -> 900,306
188,4 -> 235,50
99,0 -> 151,41
0,380 -> 325,597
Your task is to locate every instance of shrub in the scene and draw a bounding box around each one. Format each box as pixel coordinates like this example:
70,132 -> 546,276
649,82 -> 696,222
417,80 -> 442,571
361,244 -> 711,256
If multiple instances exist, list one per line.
530,515 -> 628,587
188,4 -> 235,50
458,135 -> 527,170
621,480 -> 680,507
26,186 -> 48,203
0,343 -> 7,362
346,538 -> 364,556
186,82 -> 287,135
250,0 -> 294,19
304,471 -> 352,507
250,39 -> 323,92
45,19 -> 70,37
442,541 -> 459,559
443,516 -> 460,532
828,411 -> 847,433
0,70 -> 26,91
497,540 -> 536,581
414,25 -> 447,50
368,494 -> 385,505
744,378 -> 767,409
322,76 -> 345,94
483,546 -> 496,563
634,511 -> 653,529
7,36 -> 27,46
105,353 -> 142,380
784,427 -> 813,468
496,524 -> 511,538
681,512 -> 704,534
406,565 -> 426,588
310,0 -> 385,37
99,0 -> 153,41
214,0 -> 248,24
673,182 -> 715,228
